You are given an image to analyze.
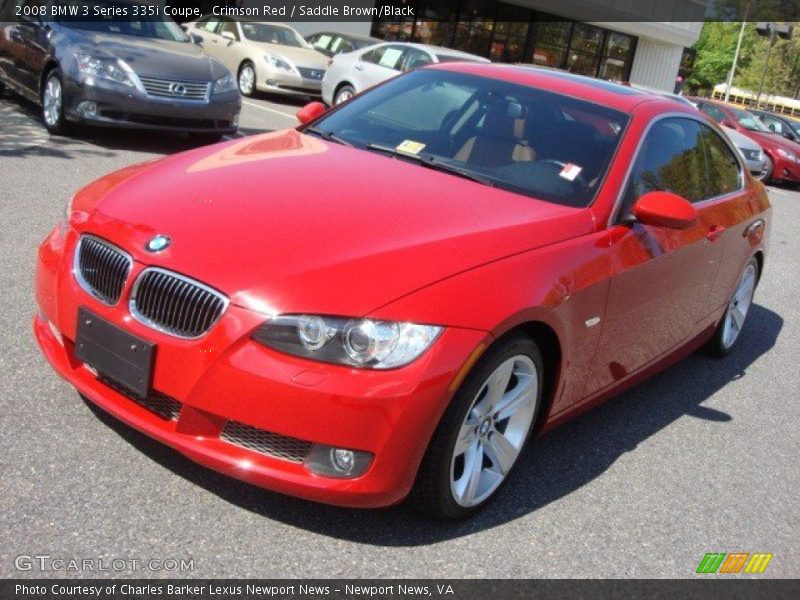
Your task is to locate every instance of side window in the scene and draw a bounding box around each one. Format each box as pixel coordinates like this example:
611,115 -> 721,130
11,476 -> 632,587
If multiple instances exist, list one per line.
220,20 -> 240,41
700,103 -> 728,124
311,33 -> 332,51
361,46 -> 385,65
330,36 -> 354,54
201,19 -> 221,34
403,48 -> 434,72
377,46 -> 406,70
625,118 -> 707,215
762,116 -> 783,134
699,123 -> 741,198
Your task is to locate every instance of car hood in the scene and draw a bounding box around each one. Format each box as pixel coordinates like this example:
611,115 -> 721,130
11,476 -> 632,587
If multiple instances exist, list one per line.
249,43 -> 328,69
723,127 -> 761,152
740,128 -> 800,154
75,130 -> 594,317
69,32 -> 226,80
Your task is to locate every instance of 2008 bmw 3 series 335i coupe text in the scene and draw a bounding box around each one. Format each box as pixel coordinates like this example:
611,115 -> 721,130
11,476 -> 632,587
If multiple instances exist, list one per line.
34,64 -> 770,520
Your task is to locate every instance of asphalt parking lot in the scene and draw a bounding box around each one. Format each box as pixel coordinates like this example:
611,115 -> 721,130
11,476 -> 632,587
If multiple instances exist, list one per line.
0,89 -> 798,579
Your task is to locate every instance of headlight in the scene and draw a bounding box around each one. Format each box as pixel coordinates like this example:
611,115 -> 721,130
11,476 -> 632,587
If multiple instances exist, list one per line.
776,147 -> 799,162
213,73 -> 236,94
76,54 -> 138,88
264,54 -> 294,72
252,315 -> 443,369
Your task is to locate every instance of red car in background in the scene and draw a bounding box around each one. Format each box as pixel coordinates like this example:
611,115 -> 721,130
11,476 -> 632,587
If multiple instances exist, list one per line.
692,97 -> 800,185
34,65 -> 770,519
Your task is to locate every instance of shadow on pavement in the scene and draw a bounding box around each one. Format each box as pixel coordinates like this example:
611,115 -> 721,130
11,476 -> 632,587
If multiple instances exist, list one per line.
0,92 -> 267,158
84,303 -> 783,543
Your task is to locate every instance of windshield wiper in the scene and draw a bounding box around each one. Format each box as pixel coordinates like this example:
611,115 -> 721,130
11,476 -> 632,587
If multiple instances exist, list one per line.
363,144 -> 495,187
304,127 -> 355,147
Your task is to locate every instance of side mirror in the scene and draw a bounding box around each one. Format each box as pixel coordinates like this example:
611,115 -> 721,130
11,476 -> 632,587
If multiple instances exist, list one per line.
721,119 -> 736,129
631,191 -> 698,229
296,101 -> 327,125
189,33 -> 203,45
180,24 -> 189,32
221,31 -> 237,43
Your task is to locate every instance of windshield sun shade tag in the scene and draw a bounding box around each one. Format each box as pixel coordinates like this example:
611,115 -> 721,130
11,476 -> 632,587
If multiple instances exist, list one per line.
559,163 -> 582,181
396,140 -> 426,155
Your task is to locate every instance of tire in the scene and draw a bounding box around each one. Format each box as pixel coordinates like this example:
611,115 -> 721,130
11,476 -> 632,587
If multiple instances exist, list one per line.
410,335 -> 544,520
704,257 -> 759,357
238,61 -> 256,97
761,155 -> 774,183
334,84 -> 356,106
41,68 -> 69,135
189,132 -> 225,145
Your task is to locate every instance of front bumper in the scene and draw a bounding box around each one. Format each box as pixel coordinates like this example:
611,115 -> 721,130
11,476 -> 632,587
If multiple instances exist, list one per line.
64,76 -> 241,134
744,156 -> 767,178
771,154 -> 800,183
256,65 -> 323,96
34,227 -> 487,508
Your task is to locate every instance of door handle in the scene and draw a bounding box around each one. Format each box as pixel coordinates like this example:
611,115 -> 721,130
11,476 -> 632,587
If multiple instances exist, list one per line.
706,225 -> 726,242
354,64 -> 363,71
744,219 -> 765,237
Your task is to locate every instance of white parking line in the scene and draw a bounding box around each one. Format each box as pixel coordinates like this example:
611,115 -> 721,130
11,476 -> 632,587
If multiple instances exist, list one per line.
243,100 -> 297,121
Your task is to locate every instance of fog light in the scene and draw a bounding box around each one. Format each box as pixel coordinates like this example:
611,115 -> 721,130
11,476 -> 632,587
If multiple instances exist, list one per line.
305,444 -> 372,478
332,448 -> 354,471
77,101 -> 97,117
267,79 -> 278,87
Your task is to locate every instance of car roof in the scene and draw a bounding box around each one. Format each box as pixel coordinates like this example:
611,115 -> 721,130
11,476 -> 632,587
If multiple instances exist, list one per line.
372,42 -> 488,61
316,31 -> 381,43
430,63 -> 666,113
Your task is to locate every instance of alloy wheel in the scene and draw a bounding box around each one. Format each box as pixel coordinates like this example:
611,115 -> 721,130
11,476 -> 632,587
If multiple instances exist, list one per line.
42,75 -> 62,128
335,88 -> 354,105
238,64 -> 255,96
449,354 -> 538,508
721,263 -> 756,350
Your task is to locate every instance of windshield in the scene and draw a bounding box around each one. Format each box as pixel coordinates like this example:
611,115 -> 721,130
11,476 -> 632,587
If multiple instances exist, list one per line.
241,23 -> 305,47
732,108 -> 770,132
59,1 -> 187,41
310,70 -> 629,207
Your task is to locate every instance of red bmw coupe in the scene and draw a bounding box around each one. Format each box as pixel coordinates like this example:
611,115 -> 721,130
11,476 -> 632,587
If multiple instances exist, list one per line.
34,64 -> 771,519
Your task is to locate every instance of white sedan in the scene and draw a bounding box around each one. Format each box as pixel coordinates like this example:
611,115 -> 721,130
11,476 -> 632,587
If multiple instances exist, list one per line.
321,42 -> 489,106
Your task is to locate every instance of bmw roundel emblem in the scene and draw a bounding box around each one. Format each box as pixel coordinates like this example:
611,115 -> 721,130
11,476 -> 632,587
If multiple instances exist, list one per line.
146,235 -> 171,253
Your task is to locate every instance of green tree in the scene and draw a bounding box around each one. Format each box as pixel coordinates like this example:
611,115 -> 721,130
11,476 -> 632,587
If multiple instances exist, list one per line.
688,22 -> 757,94
737,31 -> 800,98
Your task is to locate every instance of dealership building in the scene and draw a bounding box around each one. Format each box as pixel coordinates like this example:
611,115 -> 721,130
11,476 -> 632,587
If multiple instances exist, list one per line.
192,0 -> 705,92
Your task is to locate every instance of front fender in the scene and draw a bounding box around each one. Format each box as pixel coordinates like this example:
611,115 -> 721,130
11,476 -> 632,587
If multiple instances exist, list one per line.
369,229 -> 617,420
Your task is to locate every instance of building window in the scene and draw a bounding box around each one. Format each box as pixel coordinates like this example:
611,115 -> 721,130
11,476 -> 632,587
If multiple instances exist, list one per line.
371,0 -> 637,82
599,31 -> 636,82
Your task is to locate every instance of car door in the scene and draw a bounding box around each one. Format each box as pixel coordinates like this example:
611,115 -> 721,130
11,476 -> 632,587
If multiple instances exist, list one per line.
191,17 -> 223,56
213,19 -> 242,73
584,116 -> 729,395
9,0 -> 51,98
355,44 -> 406,91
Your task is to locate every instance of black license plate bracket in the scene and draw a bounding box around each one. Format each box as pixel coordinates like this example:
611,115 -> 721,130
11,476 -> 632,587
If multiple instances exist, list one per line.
75,307 -> 155,398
